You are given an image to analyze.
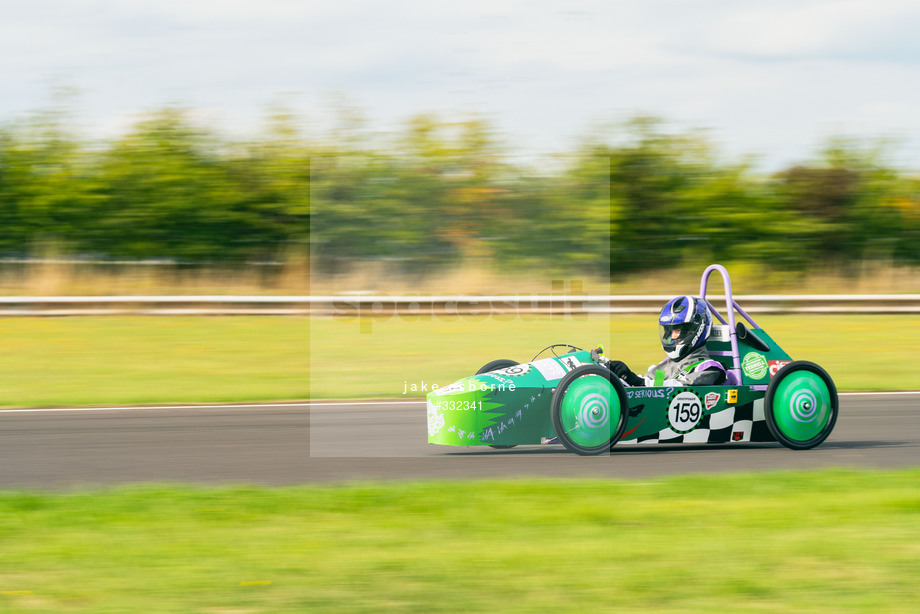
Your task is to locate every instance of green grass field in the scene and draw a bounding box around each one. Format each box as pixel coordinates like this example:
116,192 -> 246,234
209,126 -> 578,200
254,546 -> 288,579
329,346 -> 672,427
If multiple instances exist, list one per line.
0,469 -> 917,613
0,314 -> 915,407
314,313 -> 920,398
0,317 -> 308,407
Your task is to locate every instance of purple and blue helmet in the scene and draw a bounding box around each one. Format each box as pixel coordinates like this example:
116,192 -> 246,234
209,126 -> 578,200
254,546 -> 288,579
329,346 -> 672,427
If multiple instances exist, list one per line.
658,296 -> 713,360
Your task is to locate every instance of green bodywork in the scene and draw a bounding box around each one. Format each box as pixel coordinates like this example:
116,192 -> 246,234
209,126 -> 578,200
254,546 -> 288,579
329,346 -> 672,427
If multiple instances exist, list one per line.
427,326 -> 835,448
427,352 -> 593,446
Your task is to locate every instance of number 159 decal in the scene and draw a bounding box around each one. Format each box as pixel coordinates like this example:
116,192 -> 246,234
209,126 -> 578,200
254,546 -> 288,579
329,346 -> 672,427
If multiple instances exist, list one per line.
668,391 -> 703,434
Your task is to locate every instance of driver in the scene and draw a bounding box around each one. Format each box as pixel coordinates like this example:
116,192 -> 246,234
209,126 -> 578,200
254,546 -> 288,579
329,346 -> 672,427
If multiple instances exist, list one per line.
595,295 -> 727,387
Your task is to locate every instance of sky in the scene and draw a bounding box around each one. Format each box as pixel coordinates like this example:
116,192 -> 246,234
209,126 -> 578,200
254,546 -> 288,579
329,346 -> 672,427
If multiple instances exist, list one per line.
4,0 -> 920,170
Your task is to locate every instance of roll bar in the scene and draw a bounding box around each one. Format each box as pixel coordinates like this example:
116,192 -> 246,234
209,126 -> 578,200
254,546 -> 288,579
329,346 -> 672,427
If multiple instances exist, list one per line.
698,264 -> 761,386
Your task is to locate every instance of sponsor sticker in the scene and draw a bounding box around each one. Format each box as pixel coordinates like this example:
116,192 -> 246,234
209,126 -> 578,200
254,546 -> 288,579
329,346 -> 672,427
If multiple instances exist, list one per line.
433,382 -> 465,396
727,389 -> 738,404
494,364 -> 532,377
709,325 -> 730,342
626,388 -> 668,399
741,352 -> 769,379
532,357 -> 567,381
732,431 -> 743,442
768,360 -> 792,378
667,391 -> 703,434
427,401 -> 445,437
558,355 -> 583,372
705,392 -> 720,410
482,373 -> 514,386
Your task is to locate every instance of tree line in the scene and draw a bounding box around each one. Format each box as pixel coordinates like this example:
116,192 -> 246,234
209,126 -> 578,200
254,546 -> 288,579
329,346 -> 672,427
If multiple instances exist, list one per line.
1,108 -> 918,276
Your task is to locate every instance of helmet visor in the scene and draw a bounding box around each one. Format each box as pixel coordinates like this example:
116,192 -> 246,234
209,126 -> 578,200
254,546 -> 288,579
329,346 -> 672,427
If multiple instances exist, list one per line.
660,322 -> 695,348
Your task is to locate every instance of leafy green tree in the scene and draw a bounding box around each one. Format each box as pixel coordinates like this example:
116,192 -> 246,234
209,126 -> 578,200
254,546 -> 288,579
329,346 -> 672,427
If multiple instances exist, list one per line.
3,100 -> 920,278
772,138 -> 909,267
0,106 -> 99,255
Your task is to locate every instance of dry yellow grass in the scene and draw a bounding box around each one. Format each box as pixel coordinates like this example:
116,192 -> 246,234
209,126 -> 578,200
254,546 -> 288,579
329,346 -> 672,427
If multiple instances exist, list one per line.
1,259 -> 918,297
0,260 -> 309,296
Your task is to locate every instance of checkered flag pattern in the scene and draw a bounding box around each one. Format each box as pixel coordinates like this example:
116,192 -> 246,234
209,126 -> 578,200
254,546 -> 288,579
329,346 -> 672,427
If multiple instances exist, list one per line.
619,399 -> 774,445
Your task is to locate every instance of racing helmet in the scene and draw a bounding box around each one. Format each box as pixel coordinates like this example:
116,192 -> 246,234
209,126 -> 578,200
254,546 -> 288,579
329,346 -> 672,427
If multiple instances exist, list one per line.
658,295 -> 713,360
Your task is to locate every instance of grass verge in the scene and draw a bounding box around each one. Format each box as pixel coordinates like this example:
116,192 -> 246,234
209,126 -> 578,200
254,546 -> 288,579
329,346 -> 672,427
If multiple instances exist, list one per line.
0,314 -> 914,407
0,469 -> 918,613
0,317 -> 307,407
312,313 -> 920,398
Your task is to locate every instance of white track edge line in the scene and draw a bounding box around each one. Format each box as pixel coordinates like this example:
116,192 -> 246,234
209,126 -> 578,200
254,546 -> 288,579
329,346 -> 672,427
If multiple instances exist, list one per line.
839,391 -> 920,396
306,401 -> 428,406
0,401 -> 429,413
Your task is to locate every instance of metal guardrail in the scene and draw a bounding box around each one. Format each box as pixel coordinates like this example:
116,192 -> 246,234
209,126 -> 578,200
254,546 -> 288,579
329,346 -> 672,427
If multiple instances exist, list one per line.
0,295 -> 918,315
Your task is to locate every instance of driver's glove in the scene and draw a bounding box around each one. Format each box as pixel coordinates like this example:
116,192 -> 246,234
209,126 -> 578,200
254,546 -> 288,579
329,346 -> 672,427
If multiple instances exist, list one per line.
607,360 -> 645,387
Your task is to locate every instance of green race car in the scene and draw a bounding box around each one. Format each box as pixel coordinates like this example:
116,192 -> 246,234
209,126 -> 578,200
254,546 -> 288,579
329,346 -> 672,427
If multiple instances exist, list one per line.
426,264 -> 839,456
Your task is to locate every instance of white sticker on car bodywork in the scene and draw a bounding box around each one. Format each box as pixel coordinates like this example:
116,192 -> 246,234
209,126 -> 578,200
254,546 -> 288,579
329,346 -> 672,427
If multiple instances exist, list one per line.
433,382 -> 465,396
532,358 -> 567,381
493,364 -> 532,377
557,355 -> 583,372
709,325 -> 730,342
667,391 -> 703,434
427,400 -> 445,436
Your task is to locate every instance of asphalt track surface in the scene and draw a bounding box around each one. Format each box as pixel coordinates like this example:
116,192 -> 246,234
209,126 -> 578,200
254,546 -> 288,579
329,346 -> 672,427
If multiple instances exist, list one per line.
0,394 -> 917,488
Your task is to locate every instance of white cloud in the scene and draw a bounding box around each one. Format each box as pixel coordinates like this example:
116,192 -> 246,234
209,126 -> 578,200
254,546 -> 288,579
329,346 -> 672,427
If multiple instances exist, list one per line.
698,0 -> 920,60
2,0 -> 920,169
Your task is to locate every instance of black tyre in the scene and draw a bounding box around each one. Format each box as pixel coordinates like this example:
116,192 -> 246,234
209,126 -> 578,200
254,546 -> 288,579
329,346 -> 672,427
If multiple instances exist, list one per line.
476,359 -> 520,449
550,365 -> 629,456
475,359 -> 520,375
764,361 -> 838,450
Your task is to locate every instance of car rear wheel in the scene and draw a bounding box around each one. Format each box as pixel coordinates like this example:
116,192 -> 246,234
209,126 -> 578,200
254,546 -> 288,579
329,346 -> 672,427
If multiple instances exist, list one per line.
764,361 -> 838,450
551,365 -> 629,456
476,359 -> 520,449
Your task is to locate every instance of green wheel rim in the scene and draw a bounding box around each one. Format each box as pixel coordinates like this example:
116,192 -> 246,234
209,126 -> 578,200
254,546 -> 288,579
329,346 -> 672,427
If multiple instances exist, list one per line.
557,375 -> 619,448
771,370 -> 832,442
